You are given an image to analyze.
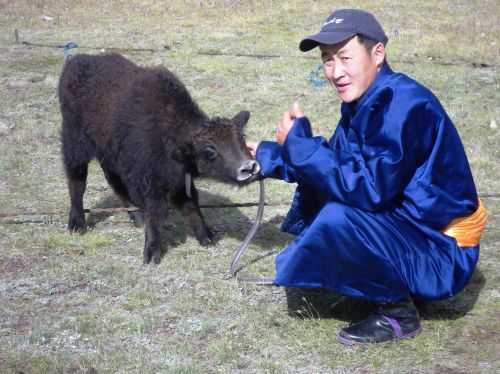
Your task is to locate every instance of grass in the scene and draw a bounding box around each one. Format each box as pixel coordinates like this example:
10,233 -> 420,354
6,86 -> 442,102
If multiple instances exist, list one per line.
1,0 -> 499,373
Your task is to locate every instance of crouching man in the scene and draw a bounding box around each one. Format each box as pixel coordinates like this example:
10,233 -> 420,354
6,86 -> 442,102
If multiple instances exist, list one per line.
247,9 -> 487,345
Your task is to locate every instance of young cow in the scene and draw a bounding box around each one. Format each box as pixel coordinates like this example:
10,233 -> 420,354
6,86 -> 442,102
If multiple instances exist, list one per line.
59,53 -> 260,264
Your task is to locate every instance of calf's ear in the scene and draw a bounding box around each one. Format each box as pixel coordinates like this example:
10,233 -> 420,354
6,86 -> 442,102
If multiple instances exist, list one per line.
232,110 -> 251,129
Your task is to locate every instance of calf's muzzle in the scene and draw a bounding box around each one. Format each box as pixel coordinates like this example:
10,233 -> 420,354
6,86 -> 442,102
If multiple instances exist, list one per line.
236,159 -> 261,182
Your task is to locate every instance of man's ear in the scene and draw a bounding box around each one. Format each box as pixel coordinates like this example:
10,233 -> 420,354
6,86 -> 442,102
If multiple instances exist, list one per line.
232,110 -> 251,129
171,144 -> 193,164
373,42 -> 386,68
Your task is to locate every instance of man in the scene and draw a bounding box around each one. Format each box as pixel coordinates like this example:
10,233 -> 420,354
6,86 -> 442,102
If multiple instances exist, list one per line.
247,9 -> 487,345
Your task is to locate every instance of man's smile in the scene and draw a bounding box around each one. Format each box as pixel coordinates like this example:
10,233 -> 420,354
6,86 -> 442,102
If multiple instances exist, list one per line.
335,82 -> 351,93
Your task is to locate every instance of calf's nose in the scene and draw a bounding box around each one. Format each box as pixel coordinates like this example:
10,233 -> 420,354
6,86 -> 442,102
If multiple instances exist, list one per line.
236,159 -> 261,181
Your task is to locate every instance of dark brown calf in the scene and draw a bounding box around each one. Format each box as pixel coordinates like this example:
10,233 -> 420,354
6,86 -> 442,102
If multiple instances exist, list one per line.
59,53 -> 259,264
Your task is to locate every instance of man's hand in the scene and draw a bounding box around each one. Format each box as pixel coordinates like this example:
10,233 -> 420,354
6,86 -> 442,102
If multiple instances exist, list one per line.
276,102 -> 304,145
246,141 -> 260,157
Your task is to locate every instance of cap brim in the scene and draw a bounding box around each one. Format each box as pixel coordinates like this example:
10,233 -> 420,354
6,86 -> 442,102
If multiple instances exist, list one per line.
299,31 -> 356,52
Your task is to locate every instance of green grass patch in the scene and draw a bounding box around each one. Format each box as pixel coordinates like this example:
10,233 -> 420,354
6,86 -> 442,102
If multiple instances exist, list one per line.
43,231 -> 114,255
7,53 -> 61,73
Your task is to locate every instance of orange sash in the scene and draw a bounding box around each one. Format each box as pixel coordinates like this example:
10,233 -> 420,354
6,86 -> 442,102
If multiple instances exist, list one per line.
442,199 -> 488,247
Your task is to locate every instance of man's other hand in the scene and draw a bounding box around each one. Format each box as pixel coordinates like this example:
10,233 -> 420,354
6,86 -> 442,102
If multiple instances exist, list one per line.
276,102 -> 304,144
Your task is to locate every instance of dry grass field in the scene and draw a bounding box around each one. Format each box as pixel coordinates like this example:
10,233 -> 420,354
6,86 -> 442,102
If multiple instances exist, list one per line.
1,1 -> 499,373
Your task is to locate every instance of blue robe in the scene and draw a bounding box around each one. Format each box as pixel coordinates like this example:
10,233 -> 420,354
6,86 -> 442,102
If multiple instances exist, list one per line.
256,63 -> 479,303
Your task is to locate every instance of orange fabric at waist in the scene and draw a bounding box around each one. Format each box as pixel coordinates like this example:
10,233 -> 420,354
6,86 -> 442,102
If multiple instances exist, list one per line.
442,199 -> 488,247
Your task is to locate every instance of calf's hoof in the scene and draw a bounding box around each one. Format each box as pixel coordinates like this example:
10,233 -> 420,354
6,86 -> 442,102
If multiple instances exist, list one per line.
197,228 -> 215,247
143,247 -> 162,265
129,211 -> 145,228
68,210 -> 86,233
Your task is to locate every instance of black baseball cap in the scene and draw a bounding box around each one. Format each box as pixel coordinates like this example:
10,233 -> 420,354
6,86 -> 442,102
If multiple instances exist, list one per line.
299,9 -> 388,52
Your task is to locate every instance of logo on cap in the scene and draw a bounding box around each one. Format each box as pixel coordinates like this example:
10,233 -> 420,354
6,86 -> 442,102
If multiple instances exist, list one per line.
323,17 -> 344,27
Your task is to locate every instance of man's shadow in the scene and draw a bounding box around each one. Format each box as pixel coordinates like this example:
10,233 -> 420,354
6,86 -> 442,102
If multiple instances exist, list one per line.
415,268 -> 486,321
284,268 -> 486,322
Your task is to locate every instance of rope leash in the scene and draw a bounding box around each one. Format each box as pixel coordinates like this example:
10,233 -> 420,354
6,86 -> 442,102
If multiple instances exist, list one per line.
183,174 -> 273,285
228,179 -> 275,285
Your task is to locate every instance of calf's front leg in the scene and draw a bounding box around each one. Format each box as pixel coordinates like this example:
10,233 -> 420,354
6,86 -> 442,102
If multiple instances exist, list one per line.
143,197 -> 168,264
172,184 -> 213,246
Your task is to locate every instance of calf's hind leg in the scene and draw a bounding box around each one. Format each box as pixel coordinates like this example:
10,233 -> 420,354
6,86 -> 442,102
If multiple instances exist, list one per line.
61,117 -> 94,233
101,166 -> 144,227
65,163 -> 88,232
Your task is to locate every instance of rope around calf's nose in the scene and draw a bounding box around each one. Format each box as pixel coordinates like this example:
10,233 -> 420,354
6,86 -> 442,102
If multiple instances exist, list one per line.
228,178 -> 275,285
181,171 -> 272,285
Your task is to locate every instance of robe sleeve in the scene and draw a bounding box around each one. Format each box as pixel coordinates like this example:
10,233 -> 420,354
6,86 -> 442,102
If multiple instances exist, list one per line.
281,110 -> 428,211
255,140 -> 298,182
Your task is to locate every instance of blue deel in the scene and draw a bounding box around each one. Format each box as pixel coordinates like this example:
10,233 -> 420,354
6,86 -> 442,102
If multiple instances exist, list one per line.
256,63 -> 479,303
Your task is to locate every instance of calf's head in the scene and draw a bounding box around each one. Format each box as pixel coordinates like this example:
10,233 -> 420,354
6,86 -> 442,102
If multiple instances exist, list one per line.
174,111 -> 260,184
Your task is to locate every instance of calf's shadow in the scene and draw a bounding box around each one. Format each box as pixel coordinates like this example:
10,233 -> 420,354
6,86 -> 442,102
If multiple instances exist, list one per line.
85,186 -> 292,263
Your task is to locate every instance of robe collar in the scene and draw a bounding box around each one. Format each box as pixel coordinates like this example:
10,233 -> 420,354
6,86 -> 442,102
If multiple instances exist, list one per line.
341,62 -> 394,120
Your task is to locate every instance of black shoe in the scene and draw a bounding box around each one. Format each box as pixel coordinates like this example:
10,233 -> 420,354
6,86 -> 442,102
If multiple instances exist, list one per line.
337,299 -> 421,346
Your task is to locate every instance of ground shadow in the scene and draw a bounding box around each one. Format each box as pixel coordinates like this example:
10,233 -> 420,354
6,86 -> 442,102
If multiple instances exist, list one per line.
85,194 -> 132,228
284,288 -> 377,322
85,188 -> 486,323
85,193 -> 191,263
283,267 -> 486,323
83,187 -> 292,262
196,190 -> 293,249
414,267 -> 486,320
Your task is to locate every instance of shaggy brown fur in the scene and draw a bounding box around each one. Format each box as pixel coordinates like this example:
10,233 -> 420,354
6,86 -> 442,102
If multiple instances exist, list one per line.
59,53 -> 259,264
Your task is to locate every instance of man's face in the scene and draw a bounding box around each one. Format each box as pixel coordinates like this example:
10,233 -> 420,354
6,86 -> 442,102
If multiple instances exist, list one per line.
320,36 -> 385,103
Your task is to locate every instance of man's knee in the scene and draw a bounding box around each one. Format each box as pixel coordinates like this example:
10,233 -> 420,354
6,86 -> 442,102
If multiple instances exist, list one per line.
316,201 -> 354,231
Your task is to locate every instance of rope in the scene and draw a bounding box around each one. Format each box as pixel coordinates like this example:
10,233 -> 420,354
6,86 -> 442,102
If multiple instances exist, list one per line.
21,40 -> 156,54
0,201 -> 286,220
17,37 -> 498,69
2,193 -> 498,221
228,179 -> 274,285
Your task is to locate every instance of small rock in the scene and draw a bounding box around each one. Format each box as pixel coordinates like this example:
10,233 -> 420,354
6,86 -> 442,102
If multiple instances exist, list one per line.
490,119 -> 498,129
41,15 -> 54,21
0,120 -> 15,135
43,74 -> 58,88
6,74 -> 47,88
29,73 -> 46,83
489,289 -> 500,299
7,79 -> 29,89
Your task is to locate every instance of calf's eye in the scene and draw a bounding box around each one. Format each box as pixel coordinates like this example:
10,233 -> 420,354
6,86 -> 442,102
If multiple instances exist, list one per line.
202,145 -> 218,161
